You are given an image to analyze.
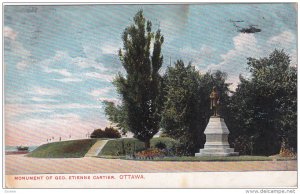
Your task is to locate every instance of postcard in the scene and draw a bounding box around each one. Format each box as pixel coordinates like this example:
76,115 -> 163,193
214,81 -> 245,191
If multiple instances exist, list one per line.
3,3 -> 297,189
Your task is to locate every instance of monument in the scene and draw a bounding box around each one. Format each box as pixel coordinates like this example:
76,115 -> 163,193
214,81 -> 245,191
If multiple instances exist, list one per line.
195,87 -> 238,157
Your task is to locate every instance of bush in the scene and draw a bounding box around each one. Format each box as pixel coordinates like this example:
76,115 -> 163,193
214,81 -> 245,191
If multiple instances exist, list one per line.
90,127 -> 121,138
230,135 -> 253,155
104,127 -> 121,138
135,148 -> 165,159
99,137 -> 178,156
155,141 -> 166,149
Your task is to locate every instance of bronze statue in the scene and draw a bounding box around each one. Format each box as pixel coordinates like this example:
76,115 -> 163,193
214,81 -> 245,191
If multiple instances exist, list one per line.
210,86 -> 220,117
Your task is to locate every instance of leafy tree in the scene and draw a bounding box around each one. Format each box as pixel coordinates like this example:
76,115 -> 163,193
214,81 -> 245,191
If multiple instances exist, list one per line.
103,101 -> 128,135
225,50 -> 297,155
161,60 -> 230,155
107,10 -> 164,149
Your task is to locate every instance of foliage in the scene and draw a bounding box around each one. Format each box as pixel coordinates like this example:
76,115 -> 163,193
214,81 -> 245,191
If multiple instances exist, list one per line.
90,127 -> 121,139
103,101 -> 129,135
135,148 -> 165,159
106,10 -> 164,149
225,50 -> 297,156
161,60 -> 230,155
99,137 -> 178,156
27,139 -> 98,158
154,141 -> 167,149
103,127 -> 122,138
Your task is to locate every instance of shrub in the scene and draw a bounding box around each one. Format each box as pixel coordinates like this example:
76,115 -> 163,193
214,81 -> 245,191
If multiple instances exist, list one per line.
135,148 -> 165,159
155,141 -> 166,150
90,129 -> 105,138
230,135 -> 253,155
99,137 -> 178,156
90,127 -> 121,138
104,127 -> 121,138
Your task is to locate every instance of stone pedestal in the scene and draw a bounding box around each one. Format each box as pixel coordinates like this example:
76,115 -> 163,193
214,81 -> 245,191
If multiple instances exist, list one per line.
195,117 -> 238,157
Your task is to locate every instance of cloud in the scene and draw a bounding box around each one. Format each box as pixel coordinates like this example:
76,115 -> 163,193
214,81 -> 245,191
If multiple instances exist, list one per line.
5,104 -> 54,119
204,33 -> 260,90
32,87 -> 62,96
85,72 -> 115,82
37,50 -> 111,83
267,30 -> 297,67
31,97 -> 58,102
52,78 -> 83,83
16,60 -> 28,70
101,43 -> 120,55
31,103 -> 100,110
37,51 -> 70,67
267,30 -> 295,49
179,45 -> 216,66
205,31 -> 297,91
89,87 -> 120,104
71,57 -> 108,71
50,113 -> 81,120
89,87 -> 112,97
5,103 -> 101,120
43,67 -> 72,77
4,26 -> 32,70
4,26 -> 17,40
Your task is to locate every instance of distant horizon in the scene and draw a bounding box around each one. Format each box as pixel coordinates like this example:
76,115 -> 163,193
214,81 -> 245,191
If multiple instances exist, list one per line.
4,4 -> 297,146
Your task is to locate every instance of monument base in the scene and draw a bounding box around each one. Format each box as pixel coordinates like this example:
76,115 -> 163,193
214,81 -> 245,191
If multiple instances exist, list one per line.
195,148 -> 239,157
195,117 -> 239,157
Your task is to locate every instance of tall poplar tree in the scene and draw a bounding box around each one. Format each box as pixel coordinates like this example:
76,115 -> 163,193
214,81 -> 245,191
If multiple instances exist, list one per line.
113,10 -> 164,148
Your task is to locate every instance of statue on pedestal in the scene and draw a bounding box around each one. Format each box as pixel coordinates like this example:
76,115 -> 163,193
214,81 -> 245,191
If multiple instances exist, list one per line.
195,86 -> 238,157
210,86 -> 220,117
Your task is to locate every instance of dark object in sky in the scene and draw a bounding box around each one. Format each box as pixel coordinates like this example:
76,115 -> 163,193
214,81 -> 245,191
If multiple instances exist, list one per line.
239,25 -> 262,33
230,19 -> 244,23
230,20 -> 262,34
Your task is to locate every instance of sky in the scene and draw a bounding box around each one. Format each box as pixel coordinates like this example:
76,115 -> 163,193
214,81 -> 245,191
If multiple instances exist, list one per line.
4,4 -> 297,146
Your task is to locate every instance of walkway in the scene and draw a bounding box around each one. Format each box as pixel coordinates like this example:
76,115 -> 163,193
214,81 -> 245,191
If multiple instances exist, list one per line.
84,140 -> 109,157
5,154 -> 297,175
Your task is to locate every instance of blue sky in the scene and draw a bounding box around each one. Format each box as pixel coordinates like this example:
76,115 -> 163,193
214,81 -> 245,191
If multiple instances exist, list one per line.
4,4 -> 297,145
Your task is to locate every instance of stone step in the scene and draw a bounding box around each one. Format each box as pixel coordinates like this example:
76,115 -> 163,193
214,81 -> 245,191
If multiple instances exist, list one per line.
195,152 -> 239,157
204,144 -> 230,149
199,148 -> 235,154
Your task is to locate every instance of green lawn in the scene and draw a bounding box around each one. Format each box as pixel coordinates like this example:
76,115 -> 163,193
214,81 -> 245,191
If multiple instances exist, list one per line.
27,139 -> 98,158
99,137 -> 178,156
97,155 -> 296,161
27,137 -> 296,161
150,155 -> 273,161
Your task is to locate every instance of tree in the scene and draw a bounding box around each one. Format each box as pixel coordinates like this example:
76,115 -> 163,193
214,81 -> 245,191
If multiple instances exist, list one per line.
103,101 -> 129,135
225,50 -> 297,155
90,127 -> 121,138
161,60 -> 230,155
109,10 -> 164,149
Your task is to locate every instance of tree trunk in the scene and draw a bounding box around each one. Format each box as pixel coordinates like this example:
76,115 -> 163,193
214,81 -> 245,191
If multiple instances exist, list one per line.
145,139 -> 150,149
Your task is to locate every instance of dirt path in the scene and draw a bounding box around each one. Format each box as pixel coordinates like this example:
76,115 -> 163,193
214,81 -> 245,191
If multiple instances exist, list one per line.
5,154 -> 297,175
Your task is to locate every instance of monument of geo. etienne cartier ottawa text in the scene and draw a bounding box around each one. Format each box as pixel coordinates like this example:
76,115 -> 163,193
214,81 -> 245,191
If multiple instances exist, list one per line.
195,86 -> 238,157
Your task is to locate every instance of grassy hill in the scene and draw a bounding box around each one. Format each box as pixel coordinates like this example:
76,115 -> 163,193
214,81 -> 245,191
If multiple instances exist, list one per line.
27,137 -> 178,158
27,139 -> 98,158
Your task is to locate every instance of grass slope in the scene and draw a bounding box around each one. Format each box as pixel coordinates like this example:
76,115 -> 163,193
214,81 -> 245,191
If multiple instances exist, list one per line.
99,137 -> 177,156
27,139 -> 98,158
